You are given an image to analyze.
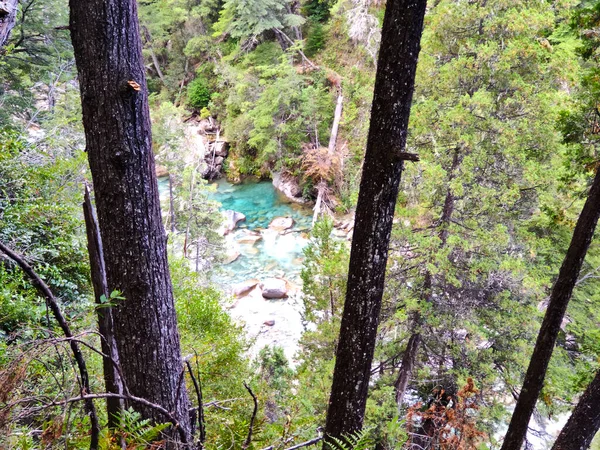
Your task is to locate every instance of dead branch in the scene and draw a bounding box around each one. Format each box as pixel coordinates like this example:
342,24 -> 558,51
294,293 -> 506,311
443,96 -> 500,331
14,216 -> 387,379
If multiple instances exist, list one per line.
186,359 -> 205,448
242,382 -> 258,449
0,240 -> 100,450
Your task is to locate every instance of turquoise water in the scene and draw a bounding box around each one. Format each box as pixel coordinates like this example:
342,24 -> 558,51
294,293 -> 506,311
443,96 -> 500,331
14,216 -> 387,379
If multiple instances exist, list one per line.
208,178 -> 313,230
158,176 -> 313,285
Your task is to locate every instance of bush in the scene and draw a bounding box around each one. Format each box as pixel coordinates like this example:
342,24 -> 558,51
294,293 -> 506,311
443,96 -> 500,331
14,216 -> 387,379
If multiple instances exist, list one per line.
187,77 -> 212,109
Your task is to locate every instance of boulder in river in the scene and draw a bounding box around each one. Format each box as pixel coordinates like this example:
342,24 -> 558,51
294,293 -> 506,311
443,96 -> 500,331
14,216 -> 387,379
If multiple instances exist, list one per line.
237,232 -> 262,245
233,279 -> 260,297
223,210 -> 246,233
269,216 -> 294,232
260,278 -> 288,299
224,249 -> 241,264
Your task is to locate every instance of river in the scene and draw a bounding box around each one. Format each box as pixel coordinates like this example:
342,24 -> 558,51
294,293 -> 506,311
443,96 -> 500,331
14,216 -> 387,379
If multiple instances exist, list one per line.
159,176 -> 313,362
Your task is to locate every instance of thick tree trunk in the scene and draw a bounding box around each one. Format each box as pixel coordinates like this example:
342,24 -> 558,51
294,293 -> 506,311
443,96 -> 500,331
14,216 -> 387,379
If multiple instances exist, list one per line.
83,186 -> 123,431
69,0 -> 192,442
501,169 -> 600,450
552,369 -> 600,450
323,0 -> 427,441
0,0 -> 18,48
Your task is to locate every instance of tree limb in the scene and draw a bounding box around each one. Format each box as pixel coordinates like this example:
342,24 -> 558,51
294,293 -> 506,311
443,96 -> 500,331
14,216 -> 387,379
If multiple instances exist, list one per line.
0,240 -> 100,450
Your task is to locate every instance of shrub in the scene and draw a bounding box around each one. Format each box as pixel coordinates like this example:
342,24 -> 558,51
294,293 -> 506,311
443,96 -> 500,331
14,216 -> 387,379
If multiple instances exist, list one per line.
187,77 -> 212,110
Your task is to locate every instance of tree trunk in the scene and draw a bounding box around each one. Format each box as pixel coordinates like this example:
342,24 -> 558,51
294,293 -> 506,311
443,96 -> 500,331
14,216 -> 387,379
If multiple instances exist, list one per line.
552,369 -> 600,450
169,174 -> 176,233
0,0 -> 18,48
393,153 -> 459,409
323,0 -> 427,441
394,332 -> 421,410
501,169 -> 600,450
69,0 -> 192,442
328,93 -> 343,154
82,186 -> 123,431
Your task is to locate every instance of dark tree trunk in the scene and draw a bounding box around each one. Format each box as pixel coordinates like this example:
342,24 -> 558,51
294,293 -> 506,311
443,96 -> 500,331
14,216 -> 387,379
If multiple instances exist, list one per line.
69,0 -> 192,442
323,0 -> 427,440
0,0 -> 18,48
552,369 -> 600,450
394,331 -> 421,409
501,169 -> 600,450
83,186 -> 123,431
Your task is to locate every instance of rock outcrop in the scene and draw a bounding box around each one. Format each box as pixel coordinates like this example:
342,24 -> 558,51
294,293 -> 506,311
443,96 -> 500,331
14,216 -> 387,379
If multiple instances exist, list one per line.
201,140 -> 229,180
272,172 -> 308,204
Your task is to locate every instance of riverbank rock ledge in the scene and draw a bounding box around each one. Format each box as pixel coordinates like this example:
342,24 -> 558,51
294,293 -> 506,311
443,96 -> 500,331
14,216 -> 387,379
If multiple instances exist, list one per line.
260,278 -> 288,299
223,210 -> 246,233
269,216 -> 294,232
272,172 -> 308,204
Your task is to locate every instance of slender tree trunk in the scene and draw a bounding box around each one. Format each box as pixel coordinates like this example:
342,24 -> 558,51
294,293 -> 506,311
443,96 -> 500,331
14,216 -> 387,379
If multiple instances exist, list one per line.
501,169 -> 600,450
328,93 -> 343,154
393,151 -> 459,408
323,0 -> 427,441
552,369 -> 600,450
83,186 -> 123,431
142,25 -> 166,85
69,0 -> 192,442
169,174 -> 176,233
394,331 -> 421,409
0,0 -> 18,48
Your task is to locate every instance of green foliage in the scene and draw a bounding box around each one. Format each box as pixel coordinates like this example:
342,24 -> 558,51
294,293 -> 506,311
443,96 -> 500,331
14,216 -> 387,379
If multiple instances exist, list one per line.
187,77 -> 213,109
213,0 -> 304,40
325,427 -> 373,450
100,408 -> 170,450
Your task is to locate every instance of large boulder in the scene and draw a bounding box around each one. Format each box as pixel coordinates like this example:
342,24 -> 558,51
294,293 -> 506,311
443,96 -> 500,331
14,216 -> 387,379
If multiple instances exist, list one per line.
259,278 -> 288,299
233,279 -> 260,297
223,210 -> 246,233
268,216 -> 294,232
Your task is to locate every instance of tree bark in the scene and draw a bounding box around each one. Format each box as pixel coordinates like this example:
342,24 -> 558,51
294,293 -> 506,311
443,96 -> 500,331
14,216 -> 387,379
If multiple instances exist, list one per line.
501,169 -> 600,450
323,0 -> 427,441
69,0 -> 192,442
0,0 -> 18,49
552,369 -> 600,450
82,186 -> 123,431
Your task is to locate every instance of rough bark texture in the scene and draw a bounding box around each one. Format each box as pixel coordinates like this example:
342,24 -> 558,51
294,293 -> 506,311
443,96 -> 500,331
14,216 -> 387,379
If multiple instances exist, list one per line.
501,169 -> 600,450
83,186 -> 123,430
0,0 -> 18,48
552,369 -> 600,450
323,0 -> 427,440
69,0 -> 192,441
